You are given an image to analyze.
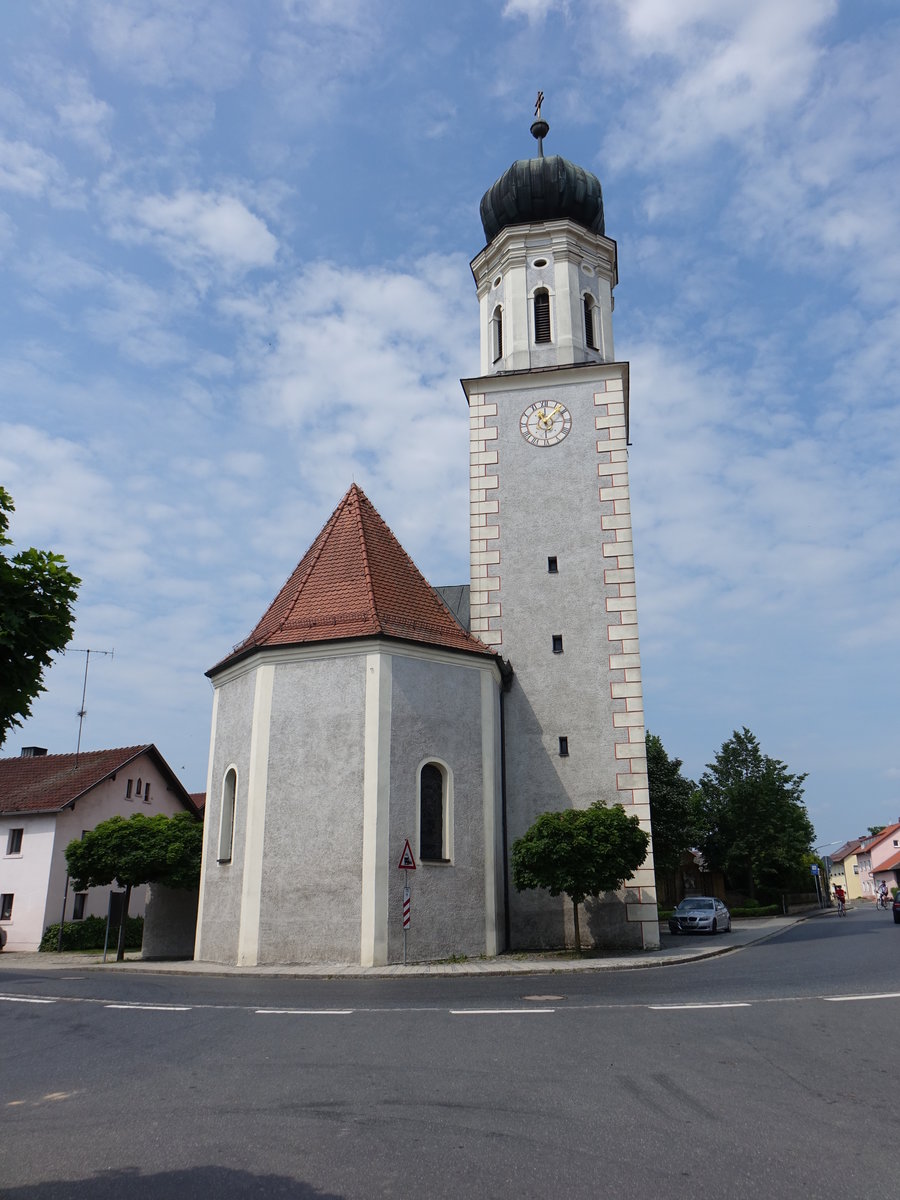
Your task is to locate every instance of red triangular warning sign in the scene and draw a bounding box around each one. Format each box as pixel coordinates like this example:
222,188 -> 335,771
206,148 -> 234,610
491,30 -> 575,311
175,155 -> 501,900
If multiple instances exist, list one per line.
397,839 -> 416,870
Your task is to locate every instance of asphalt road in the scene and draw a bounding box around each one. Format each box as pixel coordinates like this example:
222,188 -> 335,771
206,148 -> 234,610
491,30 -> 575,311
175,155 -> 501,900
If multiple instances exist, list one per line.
1,906 -> 897,1199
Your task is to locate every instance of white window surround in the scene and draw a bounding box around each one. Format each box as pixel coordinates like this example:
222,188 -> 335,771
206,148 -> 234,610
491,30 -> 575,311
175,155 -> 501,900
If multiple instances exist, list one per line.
218,766 -> 237,864
416,757 -> 453,866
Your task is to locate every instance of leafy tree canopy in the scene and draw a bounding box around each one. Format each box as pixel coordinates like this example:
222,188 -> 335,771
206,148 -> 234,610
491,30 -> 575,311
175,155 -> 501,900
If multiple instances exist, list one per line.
66,812 -> 203,893
867,825 -> 885,837
645,731 -> 697,872
0,486 -> 80,750
693,727 -> 812,898
512,801 -> 650,951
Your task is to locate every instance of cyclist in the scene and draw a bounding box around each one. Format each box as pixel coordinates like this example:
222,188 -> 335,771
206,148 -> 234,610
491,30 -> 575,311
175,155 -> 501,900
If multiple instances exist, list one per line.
877,880 -> 889,909
833,884 -> 846,916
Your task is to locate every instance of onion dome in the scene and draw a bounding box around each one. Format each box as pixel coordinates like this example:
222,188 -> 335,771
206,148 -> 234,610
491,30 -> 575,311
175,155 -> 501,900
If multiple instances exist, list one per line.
479,104 -> 605,244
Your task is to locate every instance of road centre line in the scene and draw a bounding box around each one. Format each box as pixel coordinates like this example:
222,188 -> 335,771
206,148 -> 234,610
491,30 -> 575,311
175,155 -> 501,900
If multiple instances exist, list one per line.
0,995 -> 56,1005
255,1009 -> 353,1015
450,1008 -> 556,1015
104,1004 -> 192,1011
824,992 -> 900,1003
649,1003 -> 751,1010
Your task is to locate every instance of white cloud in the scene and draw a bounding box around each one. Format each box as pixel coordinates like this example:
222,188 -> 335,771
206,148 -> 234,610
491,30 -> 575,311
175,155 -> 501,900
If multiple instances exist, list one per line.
109,189 -> 279,274
0,137 -> 68,198
86,0 -> 250,90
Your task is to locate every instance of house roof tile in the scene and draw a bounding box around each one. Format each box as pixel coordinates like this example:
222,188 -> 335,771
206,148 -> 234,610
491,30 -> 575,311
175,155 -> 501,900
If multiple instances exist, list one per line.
0,746 -> 199,816
210,484 -> 495,674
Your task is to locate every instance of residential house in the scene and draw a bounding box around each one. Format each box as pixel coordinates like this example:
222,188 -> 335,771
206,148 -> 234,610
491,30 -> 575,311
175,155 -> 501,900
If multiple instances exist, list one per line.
0,745 -> 199,952
830,839 -> 862,900
854,824 -> 900,899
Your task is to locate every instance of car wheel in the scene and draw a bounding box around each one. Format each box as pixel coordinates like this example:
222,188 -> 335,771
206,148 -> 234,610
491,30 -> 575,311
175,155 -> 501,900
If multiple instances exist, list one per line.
726,918 -> 731,932
711,919 -> 718,935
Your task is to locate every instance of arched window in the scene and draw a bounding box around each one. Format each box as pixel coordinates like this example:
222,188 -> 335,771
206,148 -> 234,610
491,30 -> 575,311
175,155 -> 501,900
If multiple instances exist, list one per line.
218,767 -> 237,864
420,763 -> 446,862
533,288 -> 551,343
492,306 -> 503,361
583,294 -> 597,350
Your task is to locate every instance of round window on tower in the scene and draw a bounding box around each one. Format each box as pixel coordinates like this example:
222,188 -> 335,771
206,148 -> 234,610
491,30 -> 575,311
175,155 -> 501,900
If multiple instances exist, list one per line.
492,275 -> 502,289
581,263 -> 595,277
532,258 -> 548,268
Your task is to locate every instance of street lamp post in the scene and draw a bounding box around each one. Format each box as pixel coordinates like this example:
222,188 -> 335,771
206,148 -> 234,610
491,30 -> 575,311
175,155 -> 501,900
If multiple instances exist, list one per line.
814,841 -> 842,907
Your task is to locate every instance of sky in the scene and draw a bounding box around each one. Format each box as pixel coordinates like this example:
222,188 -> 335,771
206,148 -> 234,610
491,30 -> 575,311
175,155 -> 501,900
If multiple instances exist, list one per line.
1,0 -> 897,847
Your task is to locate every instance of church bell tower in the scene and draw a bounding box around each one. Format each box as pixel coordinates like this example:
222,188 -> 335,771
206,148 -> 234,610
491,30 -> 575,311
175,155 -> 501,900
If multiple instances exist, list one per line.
462,101 -> 658,951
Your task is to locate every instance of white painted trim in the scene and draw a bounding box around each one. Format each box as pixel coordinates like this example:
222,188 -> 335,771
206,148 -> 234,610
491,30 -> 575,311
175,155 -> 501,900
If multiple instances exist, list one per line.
193,686 -> 219,960
211,637 -> 502,689
481,671 -> 498,956
236,664 -> 274,966
360,651 -> 391,967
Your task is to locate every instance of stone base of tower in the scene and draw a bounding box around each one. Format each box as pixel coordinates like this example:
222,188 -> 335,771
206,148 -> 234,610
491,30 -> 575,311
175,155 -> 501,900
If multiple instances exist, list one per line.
508,887 -> 660,954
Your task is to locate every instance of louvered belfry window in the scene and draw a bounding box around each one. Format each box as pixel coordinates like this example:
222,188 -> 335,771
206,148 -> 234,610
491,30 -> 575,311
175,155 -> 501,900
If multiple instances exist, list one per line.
584,295 -> 597,350
534,289 -> 551,343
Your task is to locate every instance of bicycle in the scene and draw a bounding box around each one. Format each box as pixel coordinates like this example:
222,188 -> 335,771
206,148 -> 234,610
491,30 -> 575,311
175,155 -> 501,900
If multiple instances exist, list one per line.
836,897 -> 846,916
876,893 -> 889,910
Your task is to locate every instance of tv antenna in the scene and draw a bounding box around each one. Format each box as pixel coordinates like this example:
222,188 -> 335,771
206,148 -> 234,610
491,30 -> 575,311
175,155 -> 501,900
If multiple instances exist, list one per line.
67,647 -> 115,759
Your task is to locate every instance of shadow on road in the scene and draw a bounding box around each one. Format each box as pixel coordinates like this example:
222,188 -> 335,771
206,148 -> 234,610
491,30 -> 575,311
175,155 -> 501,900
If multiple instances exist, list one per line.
2,1166 -> 345,1200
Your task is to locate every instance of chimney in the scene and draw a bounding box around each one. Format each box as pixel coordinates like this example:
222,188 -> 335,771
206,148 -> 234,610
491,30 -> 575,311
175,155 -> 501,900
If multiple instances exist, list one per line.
20,746 -> 48,757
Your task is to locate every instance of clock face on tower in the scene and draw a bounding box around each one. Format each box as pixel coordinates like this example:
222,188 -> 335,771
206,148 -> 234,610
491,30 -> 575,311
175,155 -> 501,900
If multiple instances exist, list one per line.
519,401 -> 572,447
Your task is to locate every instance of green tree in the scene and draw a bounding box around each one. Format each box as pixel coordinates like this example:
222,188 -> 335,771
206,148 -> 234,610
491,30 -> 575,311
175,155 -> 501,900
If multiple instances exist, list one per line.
511,801 -> 650,953
0,486 -> 80,749
693,727 -> 812,900
66,812 -> 202,961
646,731 -> 697,872
867,825 -> 885,837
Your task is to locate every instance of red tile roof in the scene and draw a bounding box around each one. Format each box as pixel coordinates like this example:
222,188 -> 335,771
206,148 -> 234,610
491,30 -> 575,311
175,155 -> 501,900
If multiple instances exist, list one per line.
0,746 -> 200,816
210,484 -> 495,674
856,822 -> 900,853
875,848 -> 900,872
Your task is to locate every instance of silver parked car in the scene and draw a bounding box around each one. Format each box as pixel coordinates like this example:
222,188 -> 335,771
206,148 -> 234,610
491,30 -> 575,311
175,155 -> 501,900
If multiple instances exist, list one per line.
668,896 -> 731,935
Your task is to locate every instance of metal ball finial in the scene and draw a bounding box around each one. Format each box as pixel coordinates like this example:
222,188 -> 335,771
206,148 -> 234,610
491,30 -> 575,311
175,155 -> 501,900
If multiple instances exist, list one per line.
531,90 -> 549,156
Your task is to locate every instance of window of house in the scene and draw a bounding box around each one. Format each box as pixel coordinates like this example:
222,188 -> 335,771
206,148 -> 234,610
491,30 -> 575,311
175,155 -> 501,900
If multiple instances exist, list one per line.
0,894 -> 12,921
6,828 -> 23,855
584,295 -> 597,350
492,306 -> 503,361
552,634 -> 564,654
420,762 -> 449,862
144,782 -> 151,804
126,779 -> 133,799
559,737 -> 569,757
136,778 -> 142,797
218,768 -> 237,864
72,893 -> 87,921
547,556 -> 558,574
533,288 -> 551,343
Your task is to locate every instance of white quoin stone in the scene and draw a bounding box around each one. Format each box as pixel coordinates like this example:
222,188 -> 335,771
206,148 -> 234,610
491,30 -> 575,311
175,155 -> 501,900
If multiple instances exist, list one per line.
471,219 -> 618,376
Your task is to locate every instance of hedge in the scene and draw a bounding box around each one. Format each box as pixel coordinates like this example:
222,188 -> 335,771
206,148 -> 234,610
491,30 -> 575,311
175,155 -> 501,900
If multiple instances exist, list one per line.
39,915 -> 144,952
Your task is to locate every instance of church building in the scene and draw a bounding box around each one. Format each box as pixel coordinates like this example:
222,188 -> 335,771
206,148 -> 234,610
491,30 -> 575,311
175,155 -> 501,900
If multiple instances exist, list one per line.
194,111 -> 657,966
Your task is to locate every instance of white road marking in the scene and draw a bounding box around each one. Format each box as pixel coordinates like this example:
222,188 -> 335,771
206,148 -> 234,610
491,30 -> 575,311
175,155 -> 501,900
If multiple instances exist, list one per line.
649,1002 -> 751,1010
450,1008 -> 556,1015
255,1009 -> 354,1015
104,1004 -> 192,1011
0,995 -> 55,1005
824,992 -> 900,1003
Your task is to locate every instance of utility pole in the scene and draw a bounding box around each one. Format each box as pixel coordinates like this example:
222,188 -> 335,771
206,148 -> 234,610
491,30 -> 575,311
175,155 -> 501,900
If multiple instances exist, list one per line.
67,647 -> 114,761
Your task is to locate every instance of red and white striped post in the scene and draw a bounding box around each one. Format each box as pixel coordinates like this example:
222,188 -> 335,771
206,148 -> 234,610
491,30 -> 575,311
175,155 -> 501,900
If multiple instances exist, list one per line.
397,839 -> 416,966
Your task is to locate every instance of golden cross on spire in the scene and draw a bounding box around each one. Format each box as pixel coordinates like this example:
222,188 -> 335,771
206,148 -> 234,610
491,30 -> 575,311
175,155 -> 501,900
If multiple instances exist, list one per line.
534,91 -> 544,119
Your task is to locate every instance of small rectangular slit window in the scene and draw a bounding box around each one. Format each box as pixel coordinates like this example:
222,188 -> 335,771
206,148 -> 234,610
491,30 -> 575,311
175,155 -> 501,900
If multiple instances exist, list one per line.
552,634 -> 563,654
6,828 -> 23,855
126,779 -> 133,799
558,737 -> 569,757
0,894 -> 13,921
547,556 -> 558,574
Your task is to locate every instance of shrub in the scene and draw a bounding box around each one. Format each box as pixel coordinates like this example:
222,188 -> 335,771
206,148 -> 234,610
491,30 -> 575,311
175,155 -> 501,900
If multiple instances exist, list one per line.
39,915 -> 144,952
730,904 -> 779,918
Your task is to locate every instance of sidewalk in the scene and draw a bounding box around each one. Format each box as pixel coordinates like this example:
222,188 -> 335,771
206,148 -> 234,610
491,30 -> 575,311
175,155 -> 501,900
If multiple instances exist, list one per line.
0,911 -> 818,979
